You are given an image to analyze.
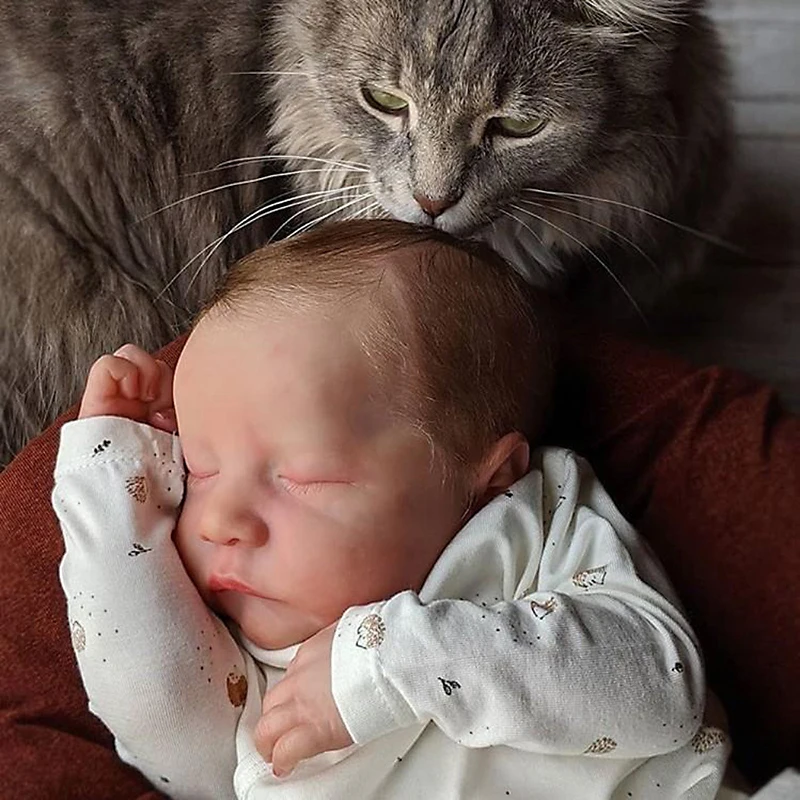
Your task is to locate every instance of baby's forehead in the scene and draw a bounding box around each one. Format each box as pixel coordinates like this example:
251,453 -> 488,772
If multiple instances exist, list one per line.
182,299 -> 382,378
180,236 -> 474,369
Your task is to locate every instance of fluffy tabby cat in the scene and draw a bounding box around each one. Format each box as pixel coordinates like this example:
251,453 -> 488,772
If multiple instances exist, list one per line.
0,0 -> 732,466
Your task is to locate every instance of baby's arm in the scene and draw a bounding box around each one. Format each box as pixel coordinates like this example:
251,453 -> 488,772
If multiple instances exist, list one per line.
331,449 -> 705,759
54,348 -> 251,800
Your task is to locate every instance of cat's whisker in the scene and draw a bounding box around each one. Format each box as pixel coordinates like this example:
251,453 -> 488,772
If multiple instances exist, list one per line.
344,200 -> 383,222
179,162 -> 365,180
182,187 -> 370,295
215,153 -> 371,172
157,185 -> 363,300
197,183 -> 368,267
522,187 -> 744,254
268,187 -> 375,243
137,168 -> 364,221
619,129 -> 698,142
517,197 -> 662,276
285,193 -> 378,240
327,193 -> 381,222
227,70 -> 311,77
509,203 -> 645,321
498,209 -> 547,254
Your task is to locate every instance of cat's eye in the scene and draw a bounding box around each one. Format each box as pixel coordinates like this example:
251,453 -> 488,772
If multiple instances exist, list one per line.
361,85 -> 409,116
489,116 -> 549,138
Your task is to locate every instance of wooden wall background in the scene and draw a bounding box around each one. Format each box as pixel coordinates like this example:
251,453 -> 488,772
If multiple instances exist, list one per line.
649,0 -> 800,410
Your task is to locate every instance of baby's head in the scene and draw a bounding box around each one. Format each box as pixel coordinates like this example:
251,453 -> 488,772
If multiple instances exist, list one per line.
173,220 -> 555,650
195,219 -> 554,482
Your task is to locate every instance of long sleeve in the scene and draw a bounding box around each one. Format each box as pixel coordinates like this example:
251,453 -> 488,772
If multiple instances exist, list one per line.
331,448 -> 705,760
53,417 -> 252,800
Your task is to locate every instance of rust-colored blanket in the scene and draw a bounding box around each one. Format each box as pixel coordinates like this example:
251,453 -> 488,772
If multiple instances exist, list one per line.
1,323 -> 797,798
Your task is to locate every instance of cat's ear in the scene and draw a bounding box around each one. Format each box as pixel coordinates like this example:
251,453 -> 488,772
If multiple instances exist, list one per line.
564,0 -> 683,88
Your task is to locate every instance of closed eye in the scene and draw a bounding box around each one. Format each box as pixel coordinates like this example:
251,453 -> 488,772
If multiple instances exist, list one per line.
185,468 -> 217,487
278,475 -> 354,495
279,476 -> 323,495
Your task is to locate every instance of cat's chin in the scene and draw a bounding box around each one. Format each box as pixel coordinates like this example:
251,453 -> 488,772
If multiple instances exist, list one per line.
356,195 -> 560,283
373,204 -> 476,239
368,195 -> 430,229
363,187 -> 474,235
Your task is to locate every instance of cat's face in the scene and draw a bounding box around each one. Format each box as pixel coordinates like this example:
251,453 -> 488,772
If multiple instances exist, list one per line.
270,0 -> 685,280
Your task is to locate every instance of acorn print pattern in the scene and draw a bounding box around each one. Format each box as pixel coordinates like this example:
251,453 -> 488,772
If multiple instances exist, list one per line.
226,672 -> 248,707
71,620 -> 86,653
691,726 -> 726,754
572,565 -> 608,589
356,614 -> 386,649
125,475 -> 148,503
584,737 -> 617,755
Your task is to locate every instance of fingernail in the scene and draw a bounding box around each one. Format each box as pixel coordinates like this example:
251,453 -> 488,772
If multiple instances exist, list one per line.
272,764 -> 294,779
152,410 -> 176,428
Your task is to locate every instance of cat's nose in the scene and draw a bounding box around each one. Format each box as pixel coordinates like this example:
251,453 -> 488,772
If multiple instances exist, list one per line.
413,193 -> 461,218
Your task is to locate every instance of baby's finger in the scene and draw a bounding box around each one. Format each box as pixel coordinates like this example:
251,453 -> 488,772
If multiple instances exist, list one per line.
271,724 -> 321,778
148,407 -> 178,434
80,354 -> 142,416
261,679 -> 292,715
150,359 -> 175,411
113,344 -> 163,403
255,702 -> 297,763
144,360 -> 176,432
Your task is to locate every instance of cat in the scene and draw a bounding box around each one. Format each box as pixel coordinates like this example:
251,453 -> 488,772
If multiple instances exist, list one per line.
0,0 -> 733,466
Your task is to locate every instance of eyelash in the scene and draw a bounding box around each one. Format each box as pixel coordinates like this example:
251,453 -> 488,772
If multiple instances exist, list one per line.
184,472 -> 337,495
185,469 -> 216,486
279,476 -> 324,495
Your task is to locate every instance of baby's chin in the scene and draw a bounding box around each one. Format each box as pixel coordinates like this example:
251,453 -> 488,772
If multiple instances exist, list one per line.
226,597 -> 327,652
238,620 -> 316,651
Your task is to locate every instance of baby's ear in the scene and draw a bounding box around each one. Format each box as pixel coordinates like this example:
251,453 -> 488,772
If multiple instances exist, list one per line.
473,433 -> 530,508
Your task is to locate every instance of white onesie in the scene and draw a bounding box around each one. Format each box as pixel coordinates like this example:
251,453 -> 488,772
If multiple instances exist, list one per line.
54,417 -> 731,799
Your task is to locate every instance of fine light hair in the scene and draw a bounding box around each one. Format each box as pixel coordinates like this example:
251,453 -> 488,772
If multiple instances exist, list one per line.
203,219 -> 555,481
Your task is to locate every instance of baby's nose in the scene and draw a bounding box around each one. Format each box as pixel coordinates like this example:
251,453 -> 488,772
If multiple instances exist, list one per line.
200,508 -> 268,548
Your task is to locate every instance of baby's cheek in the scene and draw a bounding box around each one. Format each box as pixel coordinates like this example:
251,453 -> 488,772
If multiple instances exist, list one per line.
282,546 -> 364,620
173,508 -> 206,585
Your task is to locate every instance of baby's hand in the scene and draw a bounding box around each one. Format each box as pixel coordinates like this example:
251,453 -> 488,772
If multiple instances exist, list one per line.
78,344 -> 177,433
255,623 -> 353,778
